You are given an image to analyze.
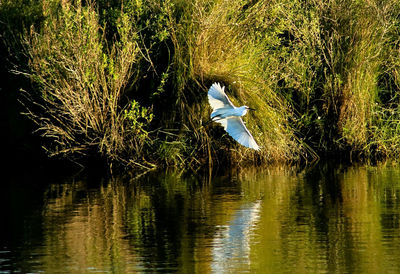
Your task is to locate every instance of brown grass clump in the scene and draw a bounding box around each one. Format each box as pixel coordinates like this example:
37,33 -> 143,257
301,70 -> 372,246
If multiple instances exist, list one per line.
323,0 -> 383,150
22,0 -> 153,167
5,0 -> 400,169
189,0 -> 307,163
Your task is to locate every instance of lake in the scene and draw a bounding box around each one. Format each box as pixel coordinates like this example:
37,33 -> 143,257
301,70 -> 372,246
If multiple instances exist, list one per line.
1,162 -> 400,273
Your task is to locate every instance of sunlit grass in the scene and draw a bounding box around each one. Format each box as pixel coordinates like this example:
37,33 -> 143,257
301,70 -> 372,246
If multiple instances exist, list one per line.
21,0 -> 154,166
189,0 -> 308,162
2,0 -> 400,168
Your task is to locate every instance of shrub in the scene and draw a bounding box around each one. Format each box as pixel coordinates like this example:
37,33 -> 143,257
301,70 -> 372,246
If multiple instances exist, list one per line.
5,0 -> 400,169
23,0 -> 152,166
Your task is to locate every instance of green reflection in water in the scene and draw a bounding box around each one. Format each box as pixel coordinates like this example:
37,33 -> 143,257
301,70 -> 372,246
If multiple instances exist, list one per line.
4,163 -> 400,273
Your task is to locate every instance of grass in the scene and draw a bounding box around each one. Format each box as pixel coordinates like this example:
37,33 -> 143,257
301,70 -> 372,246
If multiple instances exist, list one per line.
191,0 -> 303,163
21,0 -> 152,166
2,0 -> 400,169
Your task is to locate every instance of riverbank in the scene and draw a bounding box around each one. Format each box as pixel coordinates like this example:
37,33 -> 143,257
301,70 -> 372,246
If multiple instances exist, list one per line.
2,0 -> 400,170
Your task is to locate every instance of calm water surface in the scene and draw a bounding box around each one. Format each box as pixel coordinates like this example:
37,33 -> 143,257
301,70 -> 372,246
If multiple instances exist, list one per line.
1,162 -> 400,273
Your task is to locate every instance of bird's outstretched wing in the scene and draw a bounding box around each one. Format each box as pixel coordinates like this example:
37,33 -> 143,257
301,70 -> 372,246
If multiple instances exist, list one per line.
220,116 -> 260,150
208,82 -> 235,111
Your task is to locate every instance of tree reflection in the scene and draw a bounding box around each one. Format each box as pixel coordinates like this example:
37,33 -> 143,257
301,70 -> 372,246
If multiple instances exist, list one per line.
27,164 -> 400,273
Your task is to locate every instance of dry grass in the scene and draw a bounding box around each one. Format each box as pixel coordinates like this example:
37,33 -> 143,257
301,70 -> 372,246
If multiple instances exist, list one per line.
321,0 -> 384,150
187,0 -> 308,163
4,0 -> 400,169
22,0 -> 152,166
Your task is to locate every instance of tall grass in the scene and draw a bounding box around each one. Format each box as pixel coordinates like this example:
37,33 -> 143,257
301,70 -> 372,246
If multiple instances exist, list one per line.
3,0 -> 400,169
190,0 -> 304,163
320,0 -> 385,151
22,0 -> 153,166
318,0 -> 400,157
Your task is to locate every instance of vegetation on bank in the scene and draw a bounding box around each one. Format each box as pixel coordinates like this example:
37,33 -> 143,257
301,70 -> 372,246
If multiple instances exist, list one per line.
1,0 -> 400,169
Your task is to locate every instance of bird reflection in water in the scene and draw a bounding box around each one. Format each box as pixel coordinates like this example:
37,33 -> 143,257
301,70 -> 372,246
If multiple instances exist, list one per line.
211,200 -> 262,272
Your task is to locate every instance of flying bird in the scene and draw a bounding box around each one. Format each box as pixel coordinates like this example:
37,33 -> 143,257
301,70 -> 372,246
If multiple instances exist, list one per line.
207,83 -> 260,150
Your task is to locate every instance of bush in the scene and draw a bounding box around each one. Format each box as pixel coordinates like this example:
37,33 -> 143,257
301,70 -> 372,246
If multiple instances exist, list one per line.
3,0 -> 400,169
23,0 -> 152,166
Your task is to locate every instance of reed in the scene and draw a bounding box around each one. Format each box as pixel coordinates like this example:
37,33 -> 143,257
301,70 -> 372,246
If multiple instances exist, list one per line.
21,0 -> 153,166
2,0 -> 400,169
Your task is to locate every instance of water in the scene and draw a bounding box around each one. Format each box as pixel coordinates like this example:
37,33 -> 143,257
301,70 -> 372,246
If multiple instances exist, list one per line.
1,162 -> 400,273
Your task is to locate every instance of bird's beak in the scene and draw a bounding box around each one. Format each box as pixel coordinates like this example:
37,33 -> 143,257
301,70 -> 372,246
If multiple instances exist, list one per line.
247,107 -> 256,111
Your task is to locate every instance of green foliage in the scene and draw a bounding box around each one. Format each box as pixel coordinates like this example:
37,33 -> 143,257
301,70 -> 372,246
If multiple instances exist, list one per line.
3,0 -> 400,169
20,0 -> 146,165
123,100 -> 153,138
0,0 -> 44,66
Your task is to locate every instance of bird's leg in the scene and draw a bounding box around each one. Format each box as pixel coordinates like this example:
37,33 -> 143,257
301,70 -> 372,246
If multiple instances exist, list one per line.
202,119 -> 214,126
202,114 -> 223,126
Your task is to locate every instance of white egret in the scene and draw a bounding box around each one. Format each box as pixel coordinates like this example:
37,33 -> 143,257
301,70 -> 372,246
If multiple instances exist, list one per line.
207,83 -> 260,150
